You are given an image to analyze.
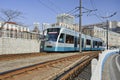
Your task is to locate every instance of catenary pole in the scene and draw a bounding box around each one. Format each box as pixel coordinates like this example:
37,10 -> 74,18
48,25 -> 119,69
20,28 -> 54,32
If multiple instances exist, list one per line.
79,0 -> 82,52
101,12 -> 117,50
106,20 -> 109,50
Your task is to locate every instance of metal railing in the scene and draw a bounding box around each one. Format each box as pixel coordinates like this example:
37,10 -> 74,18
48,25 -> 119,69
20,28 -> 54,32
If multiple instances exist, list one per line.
0,30 -> 40,40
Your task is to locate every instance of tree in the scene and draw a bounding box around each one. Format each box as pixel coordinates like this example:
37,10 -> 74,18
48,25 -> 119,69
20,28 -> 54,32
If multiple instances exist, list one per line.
0,9 -> 23,30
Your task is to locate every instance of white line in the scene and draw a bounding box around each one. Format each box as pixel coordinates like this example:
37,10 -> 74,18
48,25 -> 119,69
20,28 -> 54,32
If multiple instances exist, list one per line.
115,56 -> 120,72
109,55 -> 117,80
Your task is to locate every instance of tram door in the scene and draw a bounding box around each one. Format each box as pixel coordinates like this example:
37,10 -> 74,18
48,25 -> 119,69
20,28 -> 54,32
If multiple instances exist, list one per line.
74,37 -> 77,51
40,40 -> 45,52
82,38 -> 84,49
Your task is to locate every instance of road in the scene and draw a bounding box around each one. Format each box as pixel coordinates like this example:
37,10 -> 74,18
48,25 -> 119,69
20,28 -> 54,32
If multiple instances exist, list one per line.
110,54 -> 120,80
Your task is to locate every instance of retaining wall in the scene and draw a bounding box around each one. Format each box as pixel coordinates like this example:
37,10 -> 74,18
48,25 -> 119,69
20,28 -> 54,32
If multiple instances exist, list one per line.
0,37 -> 41,55
91,49 -> 119,80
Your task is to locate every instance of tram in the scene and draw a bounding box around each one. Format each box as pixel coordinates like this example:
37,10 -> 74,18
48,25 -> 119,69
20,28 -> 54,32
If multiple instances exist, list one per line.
44,27 -> 104,52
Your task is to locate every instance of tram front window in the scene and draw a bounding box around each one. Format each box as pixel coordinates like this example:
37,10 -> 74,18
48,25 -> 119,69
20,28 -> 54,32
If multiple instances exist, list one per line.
46,33 -> 58,41
46,28 -> 60,41
58,33 -> 64,43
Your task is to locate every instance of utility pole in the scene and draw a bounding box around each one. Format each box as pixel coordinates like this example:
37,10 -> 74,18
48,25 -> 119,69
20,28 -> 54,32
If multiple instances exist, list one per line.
71,0 -> 97,52
79,0 -> 82,53
106,20 -> 109,50
101,12 -> 117,50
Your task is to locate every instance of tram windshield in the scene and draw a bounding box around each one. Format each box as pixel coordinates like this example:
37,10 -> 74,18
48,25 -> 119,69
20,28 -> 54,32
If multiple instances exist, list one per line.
46,28 -> 60,41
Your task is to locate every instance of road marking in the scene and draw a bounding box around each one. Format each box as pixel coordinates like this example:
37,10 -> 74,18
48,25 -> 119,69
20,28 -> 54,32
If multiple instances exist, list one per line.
109,55 -> 116,80
115,56 -> 120,72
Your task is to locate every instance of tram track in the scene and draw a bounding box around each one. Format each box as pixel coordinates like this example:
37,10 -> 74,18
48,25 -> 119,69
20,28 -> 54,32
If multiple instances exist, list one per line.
0,51 -> 99,80
73,63 -> 91,80
0,52 -> 58,61
53,53 -> 97,80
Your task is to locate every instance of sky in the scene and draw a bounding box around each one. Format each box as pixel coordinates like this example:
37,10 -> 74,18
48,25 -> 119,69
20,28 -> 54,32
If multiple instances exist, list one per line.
0,0 -> 120,30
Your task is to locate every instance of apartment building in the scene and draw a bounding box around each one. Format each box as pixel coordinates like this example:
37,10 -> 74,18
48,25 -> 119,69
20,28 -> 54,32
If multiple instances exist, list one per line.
83,26 -> 120,47
51,13 -> 120,47
0,21 -> 39,40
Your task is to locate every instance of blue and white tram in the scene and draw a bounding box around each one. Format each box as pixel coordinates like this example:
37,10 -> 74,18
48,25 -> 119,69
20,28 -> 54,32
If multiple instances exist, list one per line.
44,27 -> 104,52
92,37 -> 103,50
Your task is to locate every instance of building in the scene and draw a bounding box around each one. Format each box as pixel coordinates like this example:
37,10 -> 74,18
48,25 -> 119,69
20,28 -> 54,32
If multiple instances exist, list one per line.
51,13 -> 79,31
82,26 -> 120,47
33,22 -> 40,33
47,13 -> 120,48
82,21 -> 120,47
57,13 -> 74,25
0,21 -> 29,31
0,21 -> 40,40
83,21 -> 120,33
51,22 -> 79,31
56,14 -> 120,34
42,23 -> 51,30
111,27 -> 120,33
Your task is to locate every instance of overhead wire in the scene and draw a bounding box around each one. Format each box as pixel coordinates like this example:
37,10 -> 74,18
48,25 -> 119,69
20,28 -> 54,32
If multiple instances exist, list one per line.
47,0 -> 63,13
66,8 -> 78,14
65,7 -> 80,17
37,0 -> 103,23
37,0 -> 58,14
68,9 -> 79,16
66,5 -> 98,18
89,0 -> 104,22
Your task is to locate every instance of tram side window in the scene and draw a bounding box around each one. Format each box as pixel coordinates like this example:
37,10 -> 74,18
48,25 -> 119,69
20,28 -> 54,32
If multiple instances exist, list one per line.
59,33 -> 64,43
93,41 -> 97,48
86,39 -> 91,45
97,42 -> 99,48
66,34 -> 74,44
93,41 -> 95,48
99,42 -> 102,46
95,41 -> 97,46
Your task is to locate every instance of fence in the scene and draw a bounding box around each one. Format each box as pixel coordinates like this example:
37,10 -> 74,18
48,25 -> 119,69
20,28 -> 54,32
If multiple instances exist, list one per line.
0,30 -> 40,40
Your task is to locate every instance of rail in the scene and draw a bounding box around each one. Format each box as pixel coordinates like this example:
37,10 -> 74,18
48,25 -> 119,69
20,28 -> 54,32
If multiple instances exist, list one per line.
52,53 -> 98,80
0,52 -> 94,80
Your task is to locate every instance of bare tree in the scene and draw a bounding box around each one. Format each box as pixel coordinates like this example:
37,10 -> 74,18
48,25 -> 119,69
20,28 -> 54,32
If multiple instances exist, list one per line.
0,9 -> 23,30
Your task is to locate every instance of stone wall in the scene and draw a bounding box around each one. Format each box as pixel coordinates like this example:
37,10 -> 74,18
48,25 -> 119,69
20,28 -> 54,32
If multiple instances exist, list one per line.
0,38 -> 41,55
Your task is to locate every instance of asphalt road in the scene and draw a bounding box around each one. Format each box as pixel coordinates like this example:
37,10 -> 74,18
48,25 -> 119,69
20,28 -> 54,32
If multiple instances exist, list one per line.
110,54 -> 120,80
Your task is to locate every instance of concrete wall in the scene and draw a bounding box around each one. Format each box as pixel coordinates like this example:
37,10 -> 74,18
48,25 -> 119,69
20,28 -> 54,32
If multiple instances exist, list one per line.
91,49 -> 119,80
0,38 -> 2,54
0,37 -> 41,55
